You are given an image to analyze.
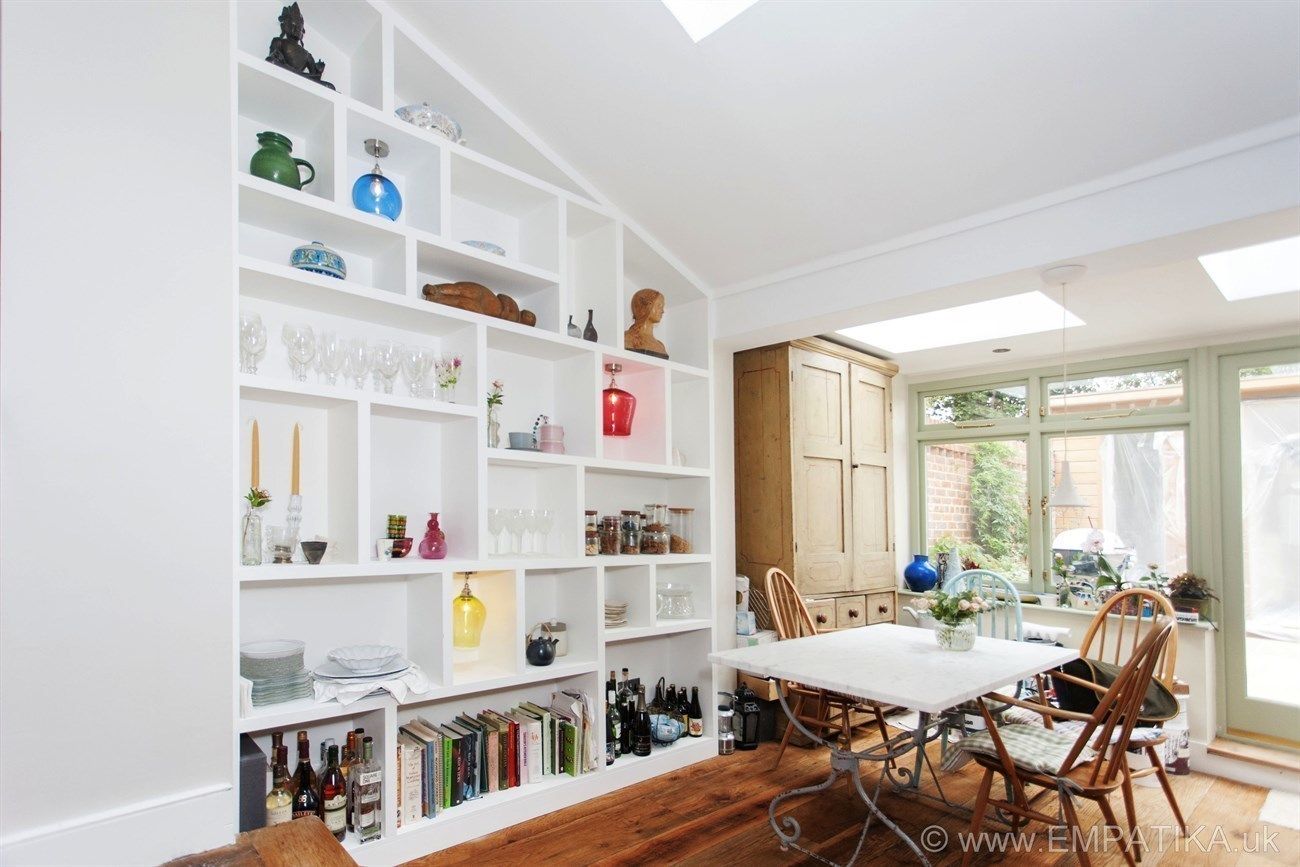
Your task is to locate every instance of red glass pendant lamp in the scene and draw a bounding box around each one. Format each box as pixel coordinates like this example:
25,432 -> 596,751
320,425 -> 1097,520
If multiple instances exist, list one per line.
602,363 -> 636,437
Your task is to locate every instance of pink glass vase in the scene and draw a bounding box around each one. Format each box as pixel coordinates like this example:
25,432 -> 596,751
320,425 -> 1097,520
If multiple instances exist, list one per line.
418,512 -> 448,559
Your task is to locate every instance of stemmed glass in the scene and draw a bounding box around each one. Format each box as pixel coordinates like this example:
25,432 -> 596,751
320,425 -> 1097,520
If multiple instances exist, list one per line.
486,508 -> 505,556
342,337 -> 369,390
522,508 -> 540,556
402,345 -> 434,397
370,341 -> 401,394
238,311 -> 267,374
505,508 -> 527,556
535,509 -> 554,556
282,323 -> 316,382
316,331 -> 343,386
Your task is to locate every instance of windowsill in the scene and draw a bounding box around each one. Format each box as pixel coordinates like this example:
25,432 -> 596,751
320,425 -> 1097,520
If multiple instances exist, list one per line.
896,588 -> 1217,630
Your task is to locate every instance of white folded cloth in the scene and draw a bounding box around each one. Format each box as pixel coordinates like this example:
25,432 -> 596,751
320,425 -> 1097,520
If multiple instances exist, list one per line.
1022,621 -> 1071,643
313,664 -> 431,706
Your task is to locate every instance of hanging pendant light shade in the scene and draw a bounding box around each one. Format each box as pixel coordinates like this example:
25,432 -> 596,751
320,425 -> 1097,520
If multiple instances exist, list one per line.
451,574 -> 486,662
1042,264 -> 1088,509
351,138 -> 403,221
602,363 -> 636,437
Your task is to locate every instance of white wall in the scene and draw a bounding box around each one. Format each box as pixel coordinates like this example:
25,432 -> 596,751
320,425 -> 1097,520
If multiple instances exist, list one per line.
1,2 -> 235,862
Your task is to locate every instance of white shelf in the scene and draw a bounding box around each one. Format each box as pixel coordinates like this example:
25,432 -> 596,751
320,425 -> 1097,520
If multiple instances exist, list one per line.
237,693 -> 390,734
239,374 -> 476,421
604,619 -> 714,643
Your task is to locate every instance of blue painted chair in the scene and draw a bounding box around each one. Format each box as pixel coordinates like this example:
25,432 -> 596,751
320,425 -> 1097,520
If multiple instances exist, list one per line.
942,569 -> 1024,641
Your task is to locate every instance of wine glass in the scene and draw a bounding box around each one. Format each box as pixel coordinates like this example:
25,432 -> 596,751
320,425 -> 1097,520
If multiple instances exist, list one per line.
486,508 -> 505,556
522,508 -> 540,556
535,509 -> 554,556
281,323 -> 316,382
370,340 -> 401,394
505,508 -> 527,556
316,331 -> 343,386
401,344 -> 433,397
342,337 -> 369,390
239,311 -> 267,374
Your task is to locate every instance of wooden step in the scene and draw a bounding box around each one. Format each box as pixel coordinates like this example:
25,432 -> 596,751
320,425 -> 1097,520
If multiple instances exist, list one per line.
165,817 -> 355,867
1208,734 -> 1300,772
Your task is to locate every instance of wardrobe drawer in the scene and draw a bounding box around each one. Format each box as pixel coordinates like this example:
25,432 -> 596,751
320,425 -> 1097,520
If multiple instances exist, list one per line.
804,597 -> 836,632
866,591 -> 895,624
835,595 -> 867,629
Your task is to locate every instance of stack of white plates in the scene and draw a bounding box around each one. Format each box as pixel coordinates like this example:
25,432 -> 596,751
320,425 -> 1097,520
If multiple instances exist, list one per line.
313,646 -> 412,683
605,600 -> 629,628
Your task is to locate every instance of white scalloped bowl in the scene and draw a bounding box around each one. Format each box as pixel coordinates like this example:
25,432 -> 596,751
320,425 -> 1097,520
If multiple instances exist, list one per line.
327,644 -> 403,673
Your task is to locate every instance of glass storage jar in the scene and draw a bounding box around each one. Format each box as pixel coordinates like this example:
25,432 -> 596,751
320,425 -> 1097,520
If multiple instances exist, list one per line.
584,510 -> 598,556
668,507 -> 695,554
641,504 -> 670,555
656,582 -> 695,619
599,516 -> 621,555
620,510 -> 641,555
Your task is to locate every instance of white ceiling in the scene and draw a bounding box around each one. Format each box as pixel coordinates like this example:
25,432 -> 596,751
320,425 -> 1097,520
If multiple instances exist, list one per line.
390,0 -> 1299,291
829,209 -> 1300,377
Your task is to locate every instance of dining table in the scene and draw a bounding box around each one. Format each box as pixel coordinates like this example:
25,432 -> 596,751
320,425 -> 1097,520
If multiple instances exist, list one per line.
709,622 -> 1078,866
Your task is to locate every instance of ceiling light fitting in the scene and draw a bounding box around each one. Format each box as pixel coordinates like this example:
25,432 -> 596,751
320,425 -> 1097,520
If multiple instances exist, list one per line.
1043,264 -> 1088,509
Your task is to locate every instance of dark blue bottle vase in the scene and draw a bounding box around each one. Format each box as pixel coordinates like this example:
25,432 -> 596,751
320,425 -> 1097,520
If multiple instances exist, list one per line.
903,554 -> 939,592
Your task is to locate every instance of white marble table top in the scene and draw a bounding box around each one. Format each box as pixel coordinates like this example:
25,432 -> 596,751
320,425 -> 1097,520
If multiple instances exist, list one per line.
710,623 -> 1078,714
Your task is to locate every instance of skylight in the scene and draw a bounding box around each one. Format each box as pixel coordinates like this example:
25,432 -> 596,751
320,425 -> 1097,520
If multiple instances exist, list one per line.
836,291 -> 1084,354
1198,235 -> 1300,301
662,0 -> 758,42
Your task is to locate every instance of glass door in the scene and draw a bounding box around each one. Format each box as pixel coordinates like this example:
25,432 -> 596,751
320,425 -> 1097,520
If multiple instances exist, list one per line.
1219,348 -> 1300,743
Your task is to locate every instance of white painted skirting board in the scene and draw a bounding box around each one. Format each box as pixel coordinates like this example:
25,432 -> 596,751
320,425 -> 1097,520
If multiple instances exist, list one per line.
0,784 -> 233,866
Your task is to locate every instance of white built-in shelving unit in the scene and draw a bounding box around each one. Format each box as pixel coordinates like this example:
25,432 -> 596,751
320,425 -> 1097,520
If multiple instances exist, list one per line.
232,1 -> 716,862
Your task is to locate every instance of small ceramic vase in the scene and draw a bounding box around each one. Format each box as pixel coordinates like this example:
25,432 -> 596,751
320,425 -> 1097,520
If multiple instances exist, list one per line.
903,554 -> 939,592
249,131 -> 314,190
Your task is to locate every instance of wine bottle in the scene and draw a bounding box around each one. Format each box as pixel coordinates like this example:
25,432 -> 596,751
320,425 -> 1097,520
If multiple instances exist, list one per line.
265,747 -> 292,827
677,687 -> 691,731
291,734 -> 321,820
666,684 -> 678,714
270,731 -> 284,769
355,736 -> 383,843
320,744 -> 347,841
340,731 -> 359,833
315,737 -> 335,795
606,693 -> 618,766
688,687 -> 704,737
617,668 -> 634,756
633,685 -> 653,757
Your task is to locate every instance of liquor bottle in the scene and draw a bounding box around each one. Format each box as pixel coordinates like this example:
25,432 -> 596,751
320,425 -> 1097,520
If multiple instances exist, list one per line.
355,736 -> 383,844
606,670 -> 617,698
265,750 -> 293,826
320,744 -> 347,841
606,699 -> 618,766
270,731 -> 284,769
633,685 -> 653,757
291,735 -> 321,820
618,668 -> 634,756
688,687 -> 704,737
666,684 -> 678,714
271,744 -> 290,790
315,737 -> 335,799
676,687 -> 691,731
340,731 -> 359,833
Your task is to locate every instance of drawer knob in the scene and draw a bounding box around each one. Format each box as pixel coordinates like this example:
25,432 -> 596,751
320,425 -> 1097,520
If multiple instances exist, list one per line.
877,604 -> 889,614
815,613 -> 827,624
848,609 -> 860,618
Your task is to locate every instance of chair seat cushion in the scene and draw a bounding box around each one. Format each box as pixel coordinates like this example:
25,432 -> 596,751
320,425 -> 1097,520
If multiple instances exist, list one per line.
958,723 -> 1097,774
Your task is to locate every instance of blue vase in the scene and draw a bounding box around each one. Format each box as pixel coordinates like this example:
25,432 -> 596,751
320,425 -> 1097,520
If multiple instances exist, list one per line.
903,554 -> 939,592
352,164 -> 402,221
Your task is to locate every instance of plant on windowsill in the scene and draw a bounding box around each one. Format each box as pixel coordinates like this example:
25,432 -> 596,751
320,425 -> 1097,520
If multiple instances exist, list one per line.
911,589 -> 1002,652
1166,572 -> 1218,621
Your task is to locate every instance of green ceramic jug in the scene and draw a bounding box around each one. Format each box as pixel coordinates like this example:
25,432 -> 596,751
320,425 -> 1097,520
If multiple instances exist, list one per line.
249,131 -> 315,190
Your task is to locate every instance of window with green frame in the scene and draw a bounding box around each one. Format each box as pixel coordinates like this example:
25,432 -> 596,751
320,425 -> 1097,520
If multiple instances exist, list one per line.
912,354 -> 1193,593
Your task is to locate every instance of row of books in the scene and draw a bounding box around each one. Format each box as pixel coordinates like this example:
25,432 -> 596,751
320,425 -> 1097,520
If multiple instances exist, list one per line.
395,688 -> 598,827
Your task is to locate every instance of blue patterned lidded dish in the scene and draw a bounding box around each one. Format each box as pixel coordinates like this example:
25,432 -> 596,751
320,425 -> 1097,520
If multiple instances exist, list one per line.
395,103 -> 465,145
290,240 -> 347,280
462,240 -> 506,257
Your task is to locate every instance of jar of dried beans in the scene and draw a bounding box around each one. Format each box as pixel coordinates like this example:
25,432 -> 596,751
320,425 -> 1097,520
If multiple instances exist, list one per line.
641,503 -> 669,555
620,510 -> 641,555
599,516 -> 620,555
668,507 -> 694,554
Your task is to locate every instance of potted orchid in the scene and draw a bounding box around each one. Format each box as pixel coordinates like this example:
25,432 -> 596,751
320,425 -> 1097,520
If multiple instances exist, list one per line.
911,588 -> 1000,651
435,354 -> 462,402
485,379 -> 504,448
1167,572 -> 1218,620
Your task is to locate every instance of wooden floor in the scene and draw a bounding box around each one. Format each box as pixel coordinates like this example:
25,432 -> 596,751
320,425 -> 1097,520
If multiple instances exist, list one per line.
416,735 -> 1298,866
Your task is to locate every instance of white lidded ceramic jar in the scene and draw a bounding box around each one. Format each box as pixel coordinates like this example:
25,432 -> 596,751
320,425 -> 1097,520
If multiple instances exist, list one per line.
935,620 -> 977,651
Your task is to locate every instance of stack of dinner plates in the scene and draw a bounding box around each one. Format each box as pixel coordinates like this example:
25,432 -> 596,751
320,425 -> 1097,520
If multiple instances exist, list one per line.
605,600 -> 629,628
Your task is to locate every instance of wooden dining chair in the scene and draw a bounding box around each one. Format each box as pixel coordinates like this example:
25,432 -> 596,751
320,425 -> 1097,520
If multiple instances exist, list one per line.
943,569 -> 1023,641
1079,588 -> 1186,857
958,621 -> 1178,867
765,567 -> 893,769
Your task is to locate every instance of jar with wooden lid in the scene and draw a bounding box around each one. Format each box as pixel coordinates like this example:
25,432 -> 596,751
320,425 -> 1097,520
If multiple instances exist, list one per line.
584,510 -> 598,556
619,510 -> 641,555
668,507 -> 694,554
641,504 -> 669,555
599,516 -> 620,556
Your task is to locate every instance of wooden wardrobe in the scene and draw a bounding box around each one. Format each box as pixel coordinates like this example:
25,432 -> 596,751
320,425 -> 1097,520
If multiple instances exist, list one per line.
734,337 -> 898,629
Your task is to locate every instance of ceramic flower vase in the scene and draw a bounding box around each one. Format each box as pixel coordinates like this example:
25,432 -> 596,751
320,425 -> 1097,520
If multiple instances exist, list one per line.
935,620 -> 976,651
418,512 -> 448,559
903,554 -> 939,592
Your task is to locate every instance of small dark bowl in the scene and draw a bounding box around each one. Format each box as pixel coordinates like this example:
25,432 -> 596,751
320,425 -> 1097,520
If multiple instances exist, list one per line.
391,538 -> 413,558
300,541 -> 328,564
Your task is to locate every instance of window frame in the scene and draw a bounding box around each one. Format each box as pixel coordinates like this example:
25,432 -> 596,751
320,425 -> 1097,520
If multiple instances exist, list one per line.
911,349 -> 1195,593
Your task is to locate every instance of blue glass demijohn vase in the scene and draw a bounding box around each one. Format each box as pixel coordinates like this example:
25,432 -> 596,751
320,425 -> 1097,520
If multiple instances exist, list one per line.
352,138 -> 402,221
903,554 -> 939,592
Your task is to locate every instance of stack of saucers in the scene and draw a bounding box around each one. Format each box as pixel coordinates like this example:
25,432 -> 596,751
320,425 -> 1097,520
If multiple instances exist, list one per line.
241,640 -> 312,707
605,601 -> 629,628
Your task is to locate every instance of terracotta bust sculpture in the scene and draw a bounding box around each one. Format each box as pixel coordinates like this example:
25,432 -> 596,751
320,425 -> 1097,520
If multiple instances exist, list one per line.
624,288 -> 668,359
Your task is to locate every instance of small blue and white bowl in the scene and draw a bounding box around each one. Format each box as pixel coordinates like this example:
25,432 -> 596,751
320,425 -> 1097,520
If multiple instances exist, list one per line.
462,239 -> 506,257
290,240 -> 346,279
